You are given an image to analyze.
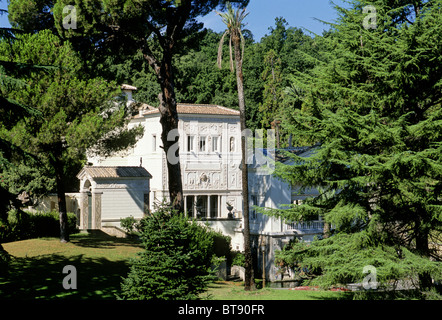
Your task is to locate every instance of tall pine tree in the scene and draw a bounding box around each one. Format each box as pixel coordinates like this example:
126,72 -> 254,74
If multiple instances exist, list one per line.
263,0 -> 442,296
0,30 -> 143,242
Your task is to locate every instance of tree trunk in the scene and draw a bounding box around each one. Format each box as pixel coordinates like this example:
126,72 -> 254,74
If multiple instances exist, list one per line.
157,50 -> 184,213
232,31 -> 255,291
415,222 -> 432,290
322,222 -> 330,239
0,187 -> 11,274
0,243 -> 10,276
51,152 -> 69,243
142,41 -> 184,214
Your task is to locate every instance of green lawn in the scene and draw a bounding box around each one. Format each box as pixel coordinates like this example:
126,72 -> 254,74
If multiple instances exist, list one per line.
0,232 -> 143,299
201,281 -> 344,300
1,233 -> 345,300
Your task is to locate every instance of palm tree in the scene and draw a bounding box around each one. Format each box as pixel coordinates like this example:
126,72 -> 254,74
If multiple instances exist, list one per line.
217,2 -> 256,291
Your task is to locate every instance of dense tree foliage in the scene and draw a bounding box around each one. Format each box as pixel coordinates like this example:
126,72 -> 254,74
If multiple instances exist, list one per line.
0,30 -> 143,242
261,0 -> 442,296
0,5 -> 50,270
7,0 -> 321,136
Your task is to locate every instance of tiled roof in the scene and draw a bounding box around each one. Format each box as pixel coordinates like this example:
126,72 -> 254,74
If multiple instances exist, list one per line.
78,166 -> 152,179
137,103 -> 240,117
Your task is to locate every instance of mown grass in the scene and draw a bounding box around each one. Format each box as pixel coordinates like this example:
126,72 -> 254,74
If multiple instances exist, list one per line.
0,234 -> 361,300
0,232 -> 143,299
201,281 -> 345,300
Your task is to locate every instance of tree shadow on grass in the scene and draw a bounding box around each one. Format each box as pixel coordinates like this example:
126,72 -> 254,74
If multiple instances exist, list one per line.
69,232 -> 142,250
310,289 -> 429,300
306,291 -> 354,300
0,253 -> 130,299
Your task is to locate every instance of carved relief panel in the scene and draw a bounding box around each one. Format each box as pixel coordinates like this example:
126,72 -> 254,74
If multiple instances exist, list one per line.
184,170 -> 224,190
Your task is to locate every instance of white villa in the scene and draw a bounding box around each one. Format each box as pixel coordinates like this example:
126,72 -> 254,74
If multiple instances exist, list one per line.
73,85 -> 324,282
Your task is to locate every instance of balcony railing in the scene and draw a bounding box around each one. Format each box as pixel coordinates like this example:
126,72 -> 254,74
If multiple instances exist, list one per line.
285,221 -> 324,232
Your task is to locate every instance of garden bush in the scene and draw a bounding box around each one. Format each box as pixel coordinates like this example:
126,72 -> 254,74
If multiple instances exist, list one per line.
210,229 -> 232,267
231,251 -> 245,267
120,215 -> 139,234
119,204 -> 217,300
0,209 -> 77,242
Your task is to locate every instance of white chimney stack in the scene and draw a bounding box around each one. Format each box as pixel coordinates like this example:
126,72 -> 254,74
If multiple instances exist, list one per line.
121,84 -> 137,107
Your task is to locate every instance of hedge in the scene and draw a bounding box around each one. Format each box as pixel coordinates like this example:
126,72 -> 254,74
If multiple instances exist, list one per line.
0,209 -> 78,242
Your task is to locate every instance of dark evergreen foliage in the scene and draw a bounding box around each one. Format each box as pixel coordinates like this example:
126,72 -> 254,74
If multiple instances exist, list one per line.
119,204 -> 216,300
261,0 -> 442,296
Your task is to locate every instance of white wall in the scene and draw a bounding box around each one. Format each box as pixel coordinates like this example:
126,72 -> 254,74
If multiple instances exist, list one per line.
87,108 -> 248,248
100,190 -> 142,224
248,166 -> 291,235
94,178 -> 149,226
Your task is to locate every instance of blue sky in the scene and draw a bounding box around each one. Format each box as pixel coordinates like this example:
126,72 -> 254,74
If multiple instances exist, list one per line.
0,0 -> 346,40
200,0 -> 346,40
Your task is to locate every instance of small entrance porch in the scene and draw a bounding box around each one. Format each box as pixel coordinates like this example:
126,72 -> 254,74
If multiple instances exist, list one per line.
77,166 -> 152,230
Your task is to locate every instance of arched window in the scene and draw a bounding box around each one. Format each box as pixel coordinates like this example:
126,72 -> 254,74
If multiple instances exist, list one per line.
83,179 -> 91,192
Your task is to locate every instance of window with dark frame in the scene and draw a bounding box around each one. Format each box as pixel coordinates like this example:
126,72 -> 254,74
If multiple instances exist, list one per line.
199,136 -> 206,152
187,135 -> 194,152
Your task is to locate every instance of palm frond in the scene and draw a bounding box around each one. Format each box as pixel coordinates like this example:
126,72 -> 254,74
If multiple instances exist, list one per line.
239,28 -> 245,64
216,2 -> 249,71
217,30 -> 229,69
229,35 -> 233,71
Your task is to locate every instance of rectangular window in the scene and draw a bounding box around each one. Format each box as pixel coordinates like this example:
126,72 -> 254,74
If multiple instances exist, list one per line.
199,136 -> 206,152
210,195 -> 218,218
187,135 -> 194,152
212,136 -> 219,152
250,195 -> 257,220
196,195 -> 207,218
186,195 -> 195,217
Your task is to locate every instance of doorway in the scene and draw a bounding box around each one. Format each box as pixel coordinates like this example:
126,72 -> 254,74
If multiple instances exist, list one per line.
88,193 -> 92,229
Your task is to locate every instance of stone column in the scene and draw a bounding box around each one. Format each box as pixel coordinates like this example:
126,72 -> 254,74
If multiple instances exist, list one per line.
207,195 -> 211,218
92,192 -> 102,229
80,192 -> 88,230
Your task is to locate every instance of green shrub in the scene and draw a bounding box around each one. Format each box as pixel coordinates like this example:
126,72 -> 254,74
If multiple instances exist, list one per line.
210,230 -> 232,266
119,204 -> 216,300
5,209 -> 32,241
120,215 -> 139,234
0,209 -> 77,242
231,251 -> 245,267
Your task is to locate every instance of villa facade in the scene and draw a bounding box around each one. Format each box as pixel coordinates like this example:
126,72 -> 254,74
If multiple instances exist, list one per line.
78,85 -> 324,281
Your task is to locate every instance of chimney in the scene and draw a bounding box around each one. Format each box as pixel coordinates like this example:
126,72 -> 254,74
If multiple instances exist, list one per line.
121,84 -> 137,107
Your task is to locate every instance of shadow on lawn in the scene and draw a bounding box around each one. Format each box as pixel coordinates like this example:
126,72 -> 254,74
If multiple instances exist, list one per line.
310,289 -> 428,300
0,253 -> 130,299
70,231 -> 142,249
